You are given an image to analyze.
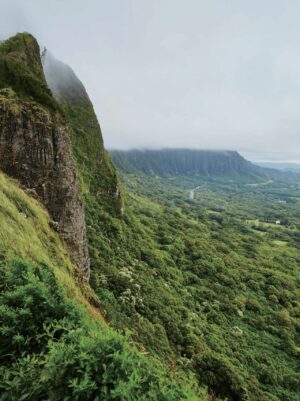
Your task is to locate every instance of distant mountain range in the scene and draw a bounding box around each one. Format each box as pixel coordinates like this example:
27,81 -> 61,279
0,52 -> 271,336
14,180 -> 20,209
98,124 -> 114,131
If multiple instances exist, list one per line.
255,161 -> 300,174
110,149 -> 275,178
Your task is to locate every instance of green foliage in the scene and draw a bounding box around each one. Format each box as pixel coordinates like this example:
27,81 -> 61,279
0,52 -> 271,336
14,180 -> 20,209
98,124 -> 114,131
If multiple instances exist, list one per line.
0,259 -> 198,401
82,171 -> 300,401
0,260 -> 78,361
0,33 -> 61,112
0,172 -> 202,400
193,353 -> 249,401
62,101 -> 121,212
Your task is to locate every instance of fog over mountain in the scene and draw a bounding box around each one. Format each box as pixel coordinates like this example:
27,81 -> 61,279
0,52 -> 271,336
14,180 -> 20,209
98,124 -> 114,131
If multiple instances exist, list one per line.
1,0 -> 300,162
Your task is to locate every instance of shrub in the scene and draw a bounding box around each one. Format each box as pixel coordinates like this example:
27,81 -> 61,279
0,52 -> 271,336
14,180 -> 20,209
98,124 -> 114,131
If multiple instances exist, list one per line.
0,259 -> 199,400
193,353 -> 249,401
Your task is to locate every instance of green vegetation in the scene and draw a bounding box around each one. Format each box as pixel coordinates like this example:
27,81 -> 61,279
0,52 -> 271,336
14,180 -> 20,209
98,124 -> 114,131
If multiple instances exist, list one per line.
78,167 -> 300,401
55,52 -> 299,400
1,32 -> 299,401
62,100 -> 122,213
1,34 -> 203,400
0,33 -> 61,113
0,171 -> 202,400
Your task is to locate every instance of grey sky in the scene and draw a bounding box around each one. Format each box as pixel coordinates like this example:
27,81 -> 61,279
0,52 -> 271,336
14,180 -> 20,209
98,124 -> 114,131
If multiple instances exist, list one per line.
1,0 -> 300,162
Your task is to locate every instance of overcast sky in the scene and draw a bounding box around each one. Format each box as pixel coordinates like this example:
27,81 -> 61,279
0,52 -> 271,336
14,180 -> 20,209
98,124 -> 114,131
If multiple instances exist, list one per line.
1,0 -> 300,162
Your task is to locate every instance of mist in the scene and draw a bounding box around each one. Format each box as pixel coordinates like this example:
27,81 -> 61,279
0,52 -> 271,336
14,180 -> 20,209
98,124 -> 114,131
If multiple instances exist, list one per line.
1,0 -> 300,162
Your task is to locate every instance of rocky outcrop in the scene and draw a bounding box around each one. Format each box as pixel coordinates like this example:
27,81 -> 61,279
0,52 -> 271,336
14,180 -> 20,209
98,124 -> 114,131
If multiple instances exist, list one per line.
0,34 -> 90,280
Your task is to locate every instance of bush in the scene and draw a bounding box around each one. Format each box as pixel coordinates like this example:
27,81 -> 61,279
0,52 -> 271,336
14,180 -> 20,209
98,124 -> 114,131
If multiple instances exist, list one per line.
0,259 -> 199,400
193,353 -> 249,401
0,260 -> 79,362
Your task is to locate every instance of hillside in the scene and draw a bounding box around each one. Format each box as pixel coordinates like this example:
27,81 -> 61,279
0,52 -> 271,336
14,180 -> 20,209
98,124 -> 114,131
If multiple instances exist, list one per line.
110,149 -> 267,179
0,171 -> 201,400
0,34 -> 202,400
106,169 -> 300,401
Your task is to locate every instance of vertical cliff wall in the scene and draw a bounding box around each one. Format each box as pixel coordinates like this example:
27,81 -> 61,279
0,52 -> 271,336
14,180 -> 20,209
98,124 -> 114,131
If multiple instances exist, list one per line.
0,33 -> 90,280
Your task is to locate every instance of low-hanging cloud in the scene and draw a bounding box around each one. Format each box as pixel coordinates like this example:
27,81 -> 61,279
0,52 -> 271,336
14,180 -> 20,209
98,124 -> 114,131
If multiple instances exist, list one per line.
1,0 -> 300,162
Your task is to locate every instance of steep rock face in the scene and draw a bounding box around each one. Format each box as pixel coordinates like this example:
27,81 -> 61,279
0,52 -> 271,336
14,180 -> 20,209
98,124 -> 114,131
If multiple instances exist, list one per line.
0,34 -> 90,280
43,52 -> 123,215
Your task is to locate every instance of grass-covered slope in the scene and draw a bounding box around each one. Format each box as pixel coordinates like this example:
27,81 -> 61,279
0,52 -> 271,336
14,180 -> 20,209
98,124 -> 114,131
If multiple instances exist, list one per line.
0,171 -> 202,400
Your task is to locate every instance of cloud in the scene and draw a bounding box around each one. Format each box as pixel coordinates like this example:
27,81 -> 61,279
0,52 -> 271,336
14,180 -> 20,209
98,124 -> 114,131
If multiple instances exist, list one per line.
1,0 -> 300,161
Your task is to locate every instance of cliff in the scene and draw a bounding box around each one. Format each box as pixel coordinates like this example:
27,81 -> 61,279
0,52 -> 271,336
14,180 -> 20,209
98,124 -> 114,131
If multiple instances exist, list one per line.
0,33 -> 90,280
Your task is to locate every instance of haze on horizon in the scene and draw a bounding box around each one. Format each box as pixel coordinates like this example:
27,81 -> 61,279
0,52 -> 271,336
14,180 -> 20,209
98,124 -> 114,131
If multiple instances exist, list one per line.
1,0 -> 300,163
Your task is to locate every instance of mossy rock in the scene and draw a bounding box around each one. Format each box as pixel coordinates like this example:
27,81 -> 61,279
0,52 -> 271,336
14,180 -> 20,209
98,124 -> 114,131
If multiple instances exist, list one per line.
0,33 -> 61,113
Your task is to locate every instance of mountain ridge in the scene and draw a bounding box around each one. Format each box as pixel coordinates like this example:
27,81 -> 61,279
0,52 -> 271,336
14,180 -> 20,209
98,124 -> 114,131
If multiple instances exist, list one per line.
110,148 -> 268,179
